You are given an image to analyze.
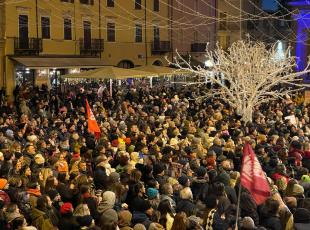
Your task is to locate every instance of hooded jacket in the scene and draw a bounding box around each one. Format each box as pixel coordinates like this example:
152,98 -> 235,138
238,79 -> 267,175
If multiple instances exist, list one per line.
118,210 -> 133,230
97,191 -> 116,214
57,213 -> 80,230
191,178 -> 209,202
176,199 -> 196,217
31,208 -> 54,230
132,211 -> 151,229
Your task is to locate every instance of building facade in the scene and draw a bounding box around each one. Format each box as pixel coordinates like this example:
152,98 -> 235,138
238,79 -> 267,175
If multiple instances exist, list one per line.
217,0 -> 260,49
0,0 -> 171,97
170,0 -> 217,64
289,0 -> 310,81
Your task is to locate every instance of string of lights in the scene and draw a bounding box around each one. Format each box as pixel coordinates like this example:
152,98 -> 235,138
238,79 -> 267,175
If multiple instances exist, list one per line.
2,0 -> 308,46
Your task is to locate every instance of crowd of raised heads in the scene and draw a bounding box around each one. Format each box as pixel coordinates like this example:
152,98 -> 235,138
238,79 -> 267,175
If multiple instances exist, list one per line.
0,82 -> 309,230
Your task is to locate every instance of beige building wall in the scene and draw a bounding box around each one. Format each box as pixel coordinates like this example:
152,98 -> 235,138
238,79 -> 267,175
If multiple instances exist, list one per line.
0,0 -> 4,89
101,0 -> 170,66
217,0 -> 259,49
171,0 -> 216,63
0,0 -> 171,98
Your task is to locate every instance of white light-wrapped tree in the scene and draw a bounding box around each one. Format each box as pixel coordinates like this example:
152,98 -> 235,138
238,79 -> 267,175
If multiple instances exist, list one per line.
170,39 -> 310,123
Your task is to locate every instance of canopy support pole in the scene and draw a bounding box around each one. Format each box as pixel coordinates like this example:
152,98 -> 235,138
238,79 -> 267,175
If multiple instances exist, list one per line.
109,79 -> 113,97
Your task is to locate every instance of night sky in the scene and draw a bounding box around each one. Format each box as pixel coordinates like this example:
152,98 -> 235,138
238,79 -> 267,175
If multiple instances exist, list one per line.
262,0 -> 279,11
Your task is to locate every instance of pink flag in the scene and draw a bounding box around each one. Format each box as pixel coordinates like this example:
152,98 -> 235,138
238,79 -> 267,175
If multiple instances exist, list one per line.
241,143 -> 271,205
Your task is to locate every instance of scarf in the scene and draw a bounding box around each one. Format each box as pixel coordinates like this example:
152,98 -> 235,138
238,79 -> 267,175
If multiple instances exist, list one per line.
83,192 -> 91,199
27,188 -> 42,197
205,209 -> 216,230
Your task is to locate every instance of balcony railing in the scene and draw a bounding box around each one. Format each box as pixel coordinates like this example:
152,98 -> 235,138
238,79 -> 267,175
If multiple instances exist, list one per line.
151,40 -> 171,54
79,38 -> 104,56
14,37 -> 42,55
191,43 -> 207,52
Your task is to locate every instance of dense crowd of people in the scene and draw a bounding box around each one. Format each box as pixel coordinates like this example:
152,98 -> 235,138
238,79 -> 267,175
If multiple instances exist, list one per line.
0,82 -> 309,230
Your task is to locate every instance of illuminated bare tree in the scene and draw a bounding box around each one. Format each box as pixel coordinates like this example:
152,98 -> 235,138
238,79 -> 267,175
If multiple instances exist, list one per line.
170,39 -> 310,123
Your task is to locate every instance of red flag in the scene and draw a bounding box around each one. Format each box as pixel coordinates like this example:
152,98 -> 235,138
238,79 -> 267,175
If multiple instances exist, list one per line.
241,143 -> 271,205
86,99 -> 101,139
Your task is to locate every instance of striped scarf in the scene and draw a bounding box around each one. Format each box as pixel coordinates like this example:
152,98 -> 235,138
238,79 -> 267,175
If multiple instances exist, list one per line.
205,209 -> 216,230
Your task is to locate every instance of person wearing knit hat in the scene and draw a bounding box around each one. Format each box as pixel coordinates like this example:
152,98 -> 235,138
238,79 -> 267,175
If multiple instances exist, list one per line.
109,172 -> 120,183
167,177 -> 179,186
130,152 -> 142,168
123,137 -> 131,145
60,202 -> 73,215
284,197 -> 297,213
111,139 -> 119,147
153,163 -> 165,176
178,175 -> 190,187
73,204 -> 94,228
196,166 -> 207,178
72,133 -> 79,141
0,179 -> 10,205
34,154 -> 45,165
147,188 -> 159,199
294,208 -> 310,223
294,208 -> 310,230
292,184 -> 305,198
241,216 -> 256,230
98,191 -> 116,214
216,171 -> 230,186
5,203 -> 24,224
58,202 -> 80,230
149,222 -> 165,230
128,145 -> 135,153
169,138 -> 179,148
230,171 -> 240,188
0,178 -> 8,190
5,129 -> 14,139
133,223 -> 146,230
99,208 -> 118,229
47,189 -> 59,201
118,210 -> 133,230
301,175 -> 310,183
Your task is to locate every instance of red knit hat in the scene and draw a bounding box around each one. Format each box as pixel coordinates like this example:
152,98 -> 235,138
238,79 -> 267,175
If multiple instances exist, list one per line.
60,202 -> 73,214
72,153 -> 80,160
111,139 -> 119,147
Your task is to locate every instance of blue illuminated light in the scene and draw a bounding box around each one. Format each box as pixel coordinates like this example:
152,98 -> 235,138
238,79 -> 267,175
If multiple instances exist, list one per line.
295,10 -> 310,72
289,1 -> 310,7
289,1 -> 310,77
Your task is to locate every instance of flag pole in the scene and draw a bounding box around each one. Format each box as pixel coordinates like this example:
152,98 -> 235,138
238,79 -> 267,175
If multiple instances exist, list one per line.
235,181 -> 242,230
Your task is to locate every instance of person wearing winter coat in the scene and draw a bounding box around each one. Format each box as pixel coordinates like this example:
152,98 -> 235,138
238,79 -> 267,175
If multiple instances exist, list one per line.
240,191 -> 259,226
27,182 -> 42,208
160,183 -> 176,212
30,195 -> 54,230
176,187 -> 196,217
118,210 -> 133,230
79,184 -> 98,220
57,202 -> 80,230
191,166 -> 209,202
260,198 -> 282,230
93,164 -> 108,190
97,191 -> 116,225
158,199 -> 174,230
294,208 -> 310,230
73,203 -> 95,229
132,199 -> 153,229
0,178 -> 10,205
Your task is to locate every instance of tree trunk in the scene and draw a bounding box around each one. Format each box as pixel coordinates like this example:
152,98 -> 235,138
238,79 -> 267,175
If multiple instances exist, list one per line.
236,105 -> 253,123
